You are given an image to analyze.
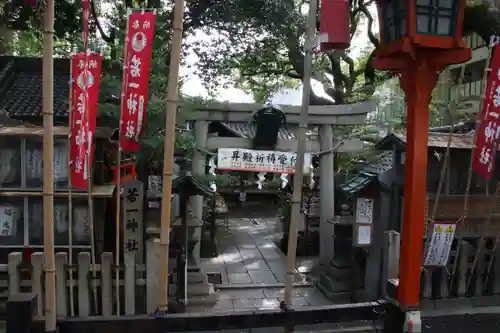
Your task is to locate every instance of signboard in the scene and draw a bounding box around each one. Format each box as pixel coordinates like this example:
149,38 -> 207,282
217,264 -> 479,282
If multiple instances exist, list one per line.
356,198 -> 374,224
73,206 -> 90,243
148,175 -> 161,191
26,143 -> 69,185
0,149 -> 18,186
54,204 -> 69,234
217,148 -> 311,174
122,180 -> 144,263
424,221 -> 456,267
353,224 -> 372,247
0,205 -> 16,237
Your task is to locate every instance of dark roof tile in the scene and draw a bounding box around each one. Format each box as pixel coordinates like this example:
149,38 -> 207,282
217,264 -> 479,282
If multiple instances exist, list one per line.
377,130 -> 478,150
218,121 -> 320,140
0,56 -> 70,119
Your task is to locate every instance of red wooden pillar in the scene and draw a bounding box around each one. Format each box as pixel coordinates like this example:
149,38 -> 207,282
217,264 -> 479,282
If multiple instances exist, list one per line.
397,62 -> 438,307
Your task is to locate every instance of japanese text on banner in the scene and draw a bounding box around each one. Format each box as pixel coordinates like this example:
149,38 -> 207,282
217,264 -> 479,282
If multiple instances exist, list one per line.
70,52 -> 102,189
217,148 -> 312,174
473,45 -> 500,180
119,11 -> 156,152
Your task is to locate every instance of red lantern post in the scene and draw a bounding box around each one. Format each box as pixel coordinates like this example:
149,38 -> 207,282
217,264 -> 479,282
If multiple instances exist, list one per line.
372,0 -> 471,330
319,0 -> 351,51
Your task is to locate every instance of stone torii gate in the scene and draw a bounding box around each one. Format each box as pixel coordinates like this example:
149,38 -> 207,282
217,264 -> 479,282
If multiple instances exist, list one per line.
185,100 -> 375,269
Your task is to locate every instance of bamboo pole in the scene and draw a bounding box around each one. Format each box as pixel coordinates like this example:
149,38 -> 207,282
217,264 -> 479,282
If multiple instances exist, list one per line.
283,0 -> 317,308
115,9 -> 132,316
158,0 -> 186,312
84,61 -> 99,314
67,54 -> 75,317
114,145 -> 122,315
86,154 -> 99,313
42,0 -> 57,330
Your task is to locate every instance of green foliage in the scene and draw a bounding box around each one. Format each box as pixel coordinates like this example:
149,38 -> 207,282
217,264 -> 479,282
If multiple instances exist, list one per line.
189,0 -> 379,105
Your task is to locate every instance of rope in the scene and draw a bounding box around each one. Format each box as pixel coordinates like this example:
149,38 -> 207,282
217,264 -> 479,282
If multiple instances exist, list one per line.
428,65 -> 464,223
448,48 -> 494,293
422,65 -> 465,279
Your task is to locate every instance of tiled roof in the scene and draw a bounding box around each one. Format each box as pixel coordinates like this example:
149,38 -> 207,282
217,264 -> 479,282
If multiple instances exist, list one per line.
395,131 -> 476,149
362,151 -> 394,174
0,56 -> 70,119
340,171 -> 378,194
340,152 -> 393,194
377,130 -> 477,150
219,121 -> 319,140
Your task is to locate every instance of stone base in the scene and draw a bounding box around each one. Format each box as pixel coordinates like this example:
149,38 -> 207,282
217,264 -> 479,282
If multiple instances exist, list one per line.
169,283 -> 218,305
315,259 -> 359,299
170,269 -> 218,306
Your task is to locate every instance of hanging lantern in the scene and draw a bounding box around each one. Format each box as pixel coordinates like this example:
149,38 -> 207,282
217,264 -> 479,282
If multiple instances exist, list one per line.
319,0 -> 350,51
375,0 -> 467,58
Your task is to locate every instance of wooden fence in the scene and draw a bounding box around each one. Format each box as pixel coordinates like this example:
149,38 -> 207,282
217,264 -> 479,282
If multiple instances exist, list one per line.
1,237 -> 172,317
386,231 -> 500,304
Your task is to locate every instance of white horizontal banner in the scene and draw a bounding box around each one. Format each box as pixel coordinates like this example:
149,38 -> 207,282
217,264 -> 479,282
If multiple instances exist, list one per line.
217,148 -> 311,174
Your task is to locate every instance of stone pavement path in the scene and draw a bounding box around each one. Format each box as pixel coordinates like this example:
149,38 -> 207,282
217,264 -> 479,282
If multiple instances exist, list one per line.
195,217 -> 332,312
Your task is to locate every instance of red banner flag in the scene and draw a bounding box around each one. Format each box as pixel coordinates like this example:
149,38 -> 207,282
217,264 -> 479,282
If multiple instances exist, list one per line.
119,10 -> 156,152
472,46 -> 500,180
70,52 -> 103,189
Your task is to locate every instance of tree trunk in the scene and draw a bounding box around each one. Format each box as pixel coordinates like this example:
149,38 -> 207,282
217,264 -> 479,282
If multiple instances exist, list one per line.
0,27 -> 13,55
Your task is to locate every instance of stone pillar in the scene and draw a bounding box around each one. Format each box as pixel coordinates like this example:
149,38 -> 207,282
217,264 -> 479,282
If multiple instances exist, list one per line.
319,124 -> 335,265
191,120 -> 209,264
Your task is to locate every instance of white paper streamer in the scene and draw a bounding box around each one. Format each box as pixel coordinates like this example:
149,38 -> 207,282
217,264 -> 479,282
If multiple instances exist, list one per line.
280,173 -> 288,189
208,157 -> 216,176
256,172 -> 266,190
309,164 -> 315,189
209,157 -> 217,192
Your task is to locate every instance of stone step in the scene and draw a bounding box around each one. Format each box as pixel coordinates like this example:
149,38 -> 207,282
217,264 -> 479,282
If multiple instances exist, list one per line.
170,282 -> 217,298
294,323 -> 381,332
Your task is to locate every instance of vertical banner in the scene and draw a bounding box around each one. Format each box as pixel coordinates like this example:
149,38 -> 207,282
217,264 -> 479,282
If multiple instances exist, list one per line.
473,46 -> 500,179
70,52 -> 103,189
119,10 -> 157,152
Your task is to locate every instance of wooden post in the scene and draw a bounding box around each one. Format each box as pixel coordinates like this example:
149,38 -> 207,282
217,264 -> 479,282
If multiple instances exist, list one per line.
55,253 -> 68,317
77,252 -> 91,317
8,252 -> 21,297
284,0 -> 318,307
101,252 -> 113,317
31,252 -> 44,317
158,0 -> 187,312
42,0 -> 57,329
